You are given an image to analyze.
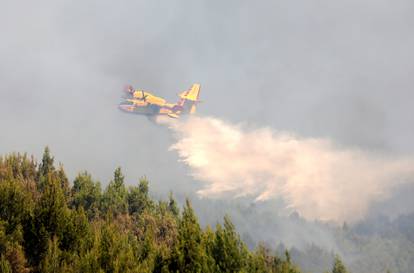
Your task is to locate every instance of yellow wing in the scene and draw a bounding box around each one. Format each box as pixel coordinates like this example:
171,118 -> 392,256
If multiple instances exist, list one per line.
133,90 -> 166,106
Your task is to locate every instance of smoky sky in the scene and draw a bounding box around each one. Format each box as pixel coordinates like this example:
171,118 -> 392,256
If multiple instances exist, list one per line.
1,0 -> 414,203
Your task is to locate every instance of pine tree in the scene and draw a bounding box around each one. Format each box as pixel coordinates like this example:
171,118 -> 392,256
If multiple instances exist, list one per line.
127,178 -> 153,215
332,256 -> 348,273
213,215 -> 248,273
38,147 -> 55,179
98,221 -> 139,273
37,147 -> 57,194
77,223 -> 102,273
0,153 -> 37,182
102,167 -> 128,216
56,164 -> 70,202
203,226 -> 217,273
60,207 -> 91,253
40,236 -> 62,273
24,174 -> 68,266
171,199 -> 206,273
5,244 -> 29,273
167,192 -> 179,217
0,254 -> 12,273
0,180 -> 33,235
71,171 -> 102,219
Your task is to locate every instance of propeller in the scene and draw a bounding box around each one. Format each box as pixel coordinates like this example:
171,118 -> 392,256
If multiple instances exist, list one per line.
141,90 -> 148,102
124,85 -> 134,94
122,85 -> 134,99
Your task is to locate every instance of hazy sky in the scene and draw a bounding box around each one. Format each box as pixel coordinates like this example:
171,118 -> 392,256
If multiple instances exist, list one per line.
1,0 -> 414,199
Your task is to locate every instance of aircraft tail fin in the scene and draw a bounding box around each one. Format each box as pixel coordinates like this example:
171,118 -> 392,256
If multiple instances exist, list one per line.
179,83 -> 200,101
177,83 -> 201,114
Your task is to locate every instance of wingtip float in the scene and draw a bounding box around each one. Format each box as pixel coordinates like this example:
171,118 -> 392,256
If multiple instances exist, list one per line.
119,83 -> 201,119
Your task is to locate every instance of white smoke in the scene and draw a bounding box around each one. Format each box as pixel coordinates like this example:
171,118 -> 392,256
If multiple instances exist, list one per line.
166,116 -> 414,223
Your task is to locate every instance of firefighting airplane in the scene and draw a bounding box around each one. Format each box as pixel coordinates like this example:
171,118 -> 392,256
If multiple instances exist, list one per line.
118,83 -> 201,119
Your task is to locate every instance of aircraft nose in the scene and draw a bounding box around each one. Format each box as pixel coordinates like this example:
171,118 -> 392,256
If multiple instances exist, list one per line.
118,104 -> 130,111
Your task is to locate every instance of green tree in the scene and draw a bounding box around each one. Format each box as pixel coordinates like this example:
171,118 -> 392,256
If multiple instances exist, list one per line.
332,256 -> 348,273
57,164 -> 70,201
0,222 -> 6,255
102,168 -> 128,216
40,236 -> 63,273
167,192 -> 179,217
170,199 -> 206,273
98,221 -> 139,273
248,244 -> 291,273
76,222 -> 103,273
71,171 -> 102,219
0,180 -> 33,235
4,244 -> 29,273
203,226 -> 217,273
37,147 -> 61,196
38,147 -> 55,179
24,174 -> 68,266
0,255 -> 12,273
60,207 -> 91,253
127,178 -> 153,215
0,153 -> 37,182
213,215 -> 248,273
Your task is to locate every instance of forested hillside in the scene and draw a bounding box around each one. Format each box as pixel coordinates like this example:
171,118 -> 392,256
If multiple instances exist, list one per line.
0,148 -> 349,273
188,198 -> 414,273
287,212 -> 414,273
